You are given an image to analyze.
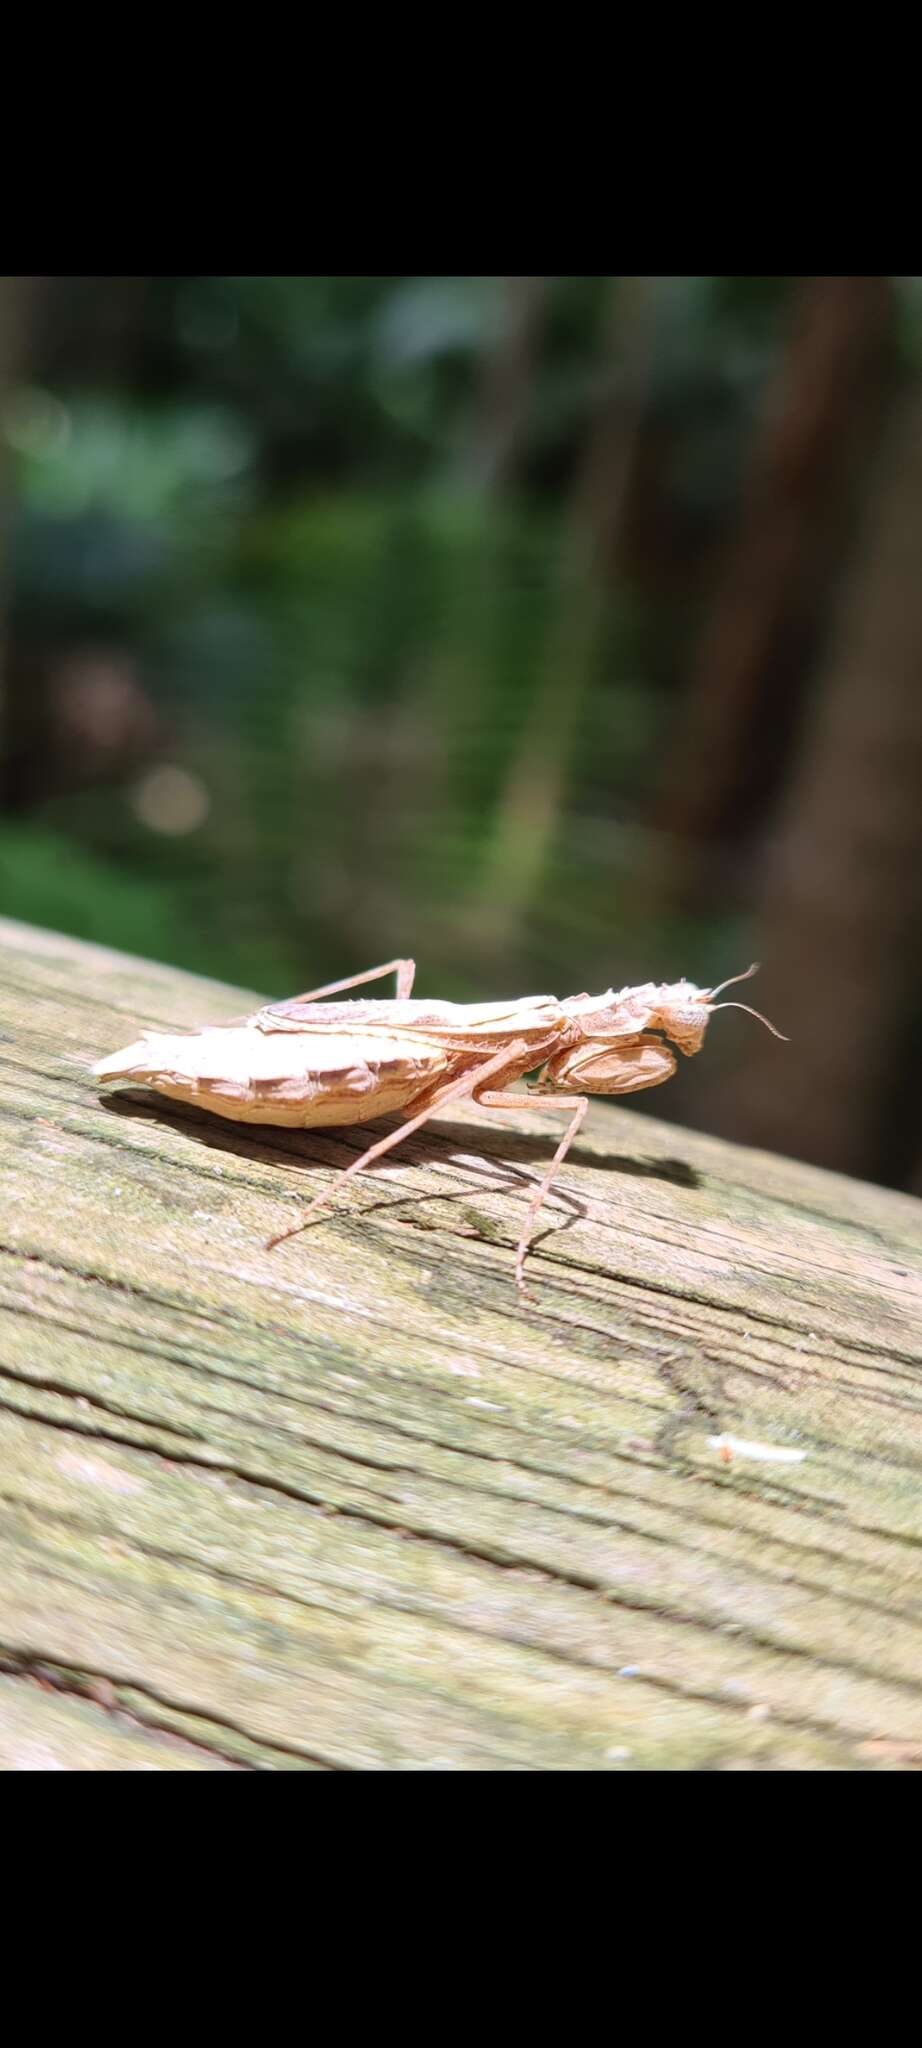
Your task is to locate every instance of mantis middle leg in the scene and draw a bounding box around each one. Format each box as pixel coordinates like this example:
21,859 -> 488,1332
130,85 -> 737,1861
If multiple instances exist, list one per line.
473,1089 -> 590,1292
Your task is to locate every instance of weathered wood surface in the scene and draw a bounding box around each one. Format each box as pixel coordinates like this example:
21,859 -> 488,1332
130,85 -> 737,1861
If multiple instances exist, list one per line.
1,914 -> 921,1772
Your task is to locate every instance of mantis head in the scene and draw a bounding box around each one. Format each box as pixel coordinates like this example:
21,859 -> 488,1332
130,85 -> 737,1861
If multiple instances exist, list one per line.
651,965 -> 787,1056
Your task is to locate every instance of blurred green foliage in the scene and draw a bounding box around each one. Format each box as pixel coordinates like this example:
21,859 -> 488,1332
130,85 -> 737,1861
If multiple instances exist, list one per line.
0,275 -> 896,1022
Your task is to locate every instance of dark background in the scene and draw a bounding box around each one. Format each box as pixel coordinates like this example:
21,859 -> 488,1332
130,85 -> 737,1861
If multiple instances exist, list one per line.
1,275 -> 920,1193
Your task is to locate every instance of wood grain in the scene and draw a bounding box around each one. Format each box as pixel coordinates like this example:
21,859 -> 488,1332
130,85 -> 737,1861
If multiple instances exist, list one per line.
1,914 -> 920,1769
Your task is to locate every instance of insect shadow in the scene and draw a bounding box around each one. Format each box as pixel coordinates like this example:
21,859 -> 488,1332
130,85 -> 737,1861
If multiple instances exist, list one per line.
431,1115 -> 701,1191
99,1085 -> 701,1196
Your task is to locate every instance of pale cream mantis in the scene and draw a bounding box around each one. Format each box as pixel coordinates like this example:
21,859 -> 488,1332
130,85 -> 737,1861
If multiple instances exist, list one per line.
92,957 -> 784,1293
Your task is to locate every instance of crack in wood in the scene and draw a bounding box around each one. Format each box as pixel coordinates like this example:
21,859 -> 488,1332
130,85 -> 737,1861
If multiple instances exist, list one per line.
0,1647 -> 340,1768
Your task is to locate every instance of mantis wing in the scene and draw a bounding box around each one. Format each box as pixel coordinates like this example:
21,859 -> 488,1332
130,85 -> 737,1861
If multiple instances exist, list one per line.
255,992 -> 564,1046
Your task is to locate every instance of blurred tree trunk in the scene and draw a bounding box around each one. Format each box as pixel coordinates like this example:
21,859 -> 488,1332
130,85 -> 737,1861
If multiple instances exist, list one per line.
694,376 -> 922,1185
476,276 -> 654,944
29,276 -> 153,386
0,276 -> 38,785
651,277 -> 895,903
467,276 -> 549,493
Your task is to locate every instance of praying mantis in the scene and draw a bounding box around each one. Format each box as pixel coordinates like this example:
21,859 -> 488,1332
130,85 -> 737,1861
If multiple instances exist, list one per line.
92,957 -> 784,1293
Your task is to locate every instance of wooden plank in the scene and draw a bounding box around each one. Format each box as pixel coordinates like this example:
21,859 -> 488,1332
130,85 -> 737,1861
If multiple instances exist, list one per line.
0,1672 -> 242,1770
1,913 -> 921,1771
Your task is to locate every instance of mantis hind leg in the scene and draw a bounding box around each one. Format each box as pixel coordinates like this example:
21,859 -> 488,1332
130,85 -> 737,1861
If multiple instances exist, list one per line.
473,1089 -> 590,1294
288,957 -> 416,1003
265,1037 -> 533,1253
